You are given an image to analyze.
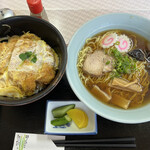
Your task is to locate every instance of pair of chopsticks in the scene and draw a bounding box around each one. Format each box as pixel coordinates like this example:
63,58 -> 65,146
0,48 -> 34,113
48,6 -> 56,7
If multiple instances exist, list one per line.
54,137 -> 136,148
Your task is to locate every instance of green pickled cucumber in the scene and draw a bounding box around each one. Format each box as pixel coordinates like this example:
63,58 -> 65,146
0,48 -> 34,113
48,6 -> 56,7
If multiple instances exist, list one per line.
52,104 -> 75,118
51,115 -> 72,126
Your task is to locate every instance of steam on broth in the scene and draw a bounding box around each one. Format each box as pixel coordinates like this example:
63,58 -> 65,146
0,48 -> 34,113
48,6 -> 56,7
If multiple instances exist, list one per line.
77,29 -> 150,109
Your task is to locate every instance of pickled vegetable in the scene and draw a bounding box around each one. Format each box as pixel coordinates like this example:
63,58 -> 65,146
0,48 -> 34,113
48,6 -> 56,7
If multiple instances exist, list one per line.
52,104 -> 75,118
51,115 -> 72,126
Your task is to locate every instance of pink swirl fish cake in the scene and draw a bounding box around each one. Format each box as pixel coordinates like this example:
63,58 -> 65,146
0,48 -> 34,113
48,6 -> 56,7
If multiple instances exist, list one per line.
100,32 -> 118,48
115,35 -> 131,53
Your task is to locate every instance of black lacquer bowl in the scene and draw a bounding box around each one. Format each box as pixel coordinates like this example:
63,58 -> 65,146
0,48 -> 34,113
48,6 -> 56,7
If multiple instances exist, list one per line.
0,16 -> 67,106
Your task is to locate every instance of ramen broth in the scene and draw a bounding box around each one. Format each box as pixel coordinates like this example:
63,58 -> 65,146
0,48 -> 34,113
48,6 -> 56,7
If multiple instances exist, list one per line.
77,29 -> 150,109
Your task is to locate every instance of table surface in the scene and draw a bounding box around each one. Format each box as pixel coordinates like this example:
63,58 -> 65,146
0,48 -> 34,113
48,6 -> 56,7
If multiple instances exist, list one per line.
0,74 -> 150,150
1,0 -> 150,150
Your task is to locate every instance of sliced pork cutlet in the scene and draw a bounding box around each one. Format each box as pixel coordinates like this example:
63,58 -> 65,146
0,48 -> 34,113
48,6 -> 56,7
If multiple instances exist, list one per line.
8,33 -> 56,96
0,36 -> 19,74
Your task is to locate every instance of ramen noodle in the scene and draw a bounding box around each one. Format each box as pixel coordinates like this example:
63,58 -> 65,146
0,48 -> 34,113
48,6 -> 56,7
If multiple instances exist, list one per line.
77,30 -> 150,109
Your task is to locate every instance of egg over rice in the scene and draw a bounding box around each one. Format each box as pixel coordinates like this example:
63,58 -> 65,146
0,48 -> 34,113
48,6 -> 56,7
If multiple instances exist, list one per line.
0,33 -> 59,98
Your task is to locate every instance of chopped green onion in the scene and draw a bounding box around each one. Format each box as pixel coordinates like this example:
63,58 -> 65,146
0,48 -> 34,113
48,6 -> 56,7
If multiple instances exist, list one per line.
106,60 -> 110,65
110,48 -> 137,78
115,41 -> 120,45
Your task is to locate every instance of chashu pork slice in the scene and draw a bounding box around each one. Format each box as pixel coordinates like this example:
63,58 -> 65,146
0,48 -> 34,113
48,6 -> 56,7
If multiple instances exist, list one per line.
83,50 -> 114,76
8,33 -> 58,96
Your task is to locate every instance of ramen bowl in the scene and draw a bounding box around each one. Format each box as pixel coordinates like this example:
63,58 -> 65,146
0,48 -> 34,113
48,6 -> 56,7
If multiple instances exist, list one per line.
0,16 -> 67,106
66,13 -> 150,124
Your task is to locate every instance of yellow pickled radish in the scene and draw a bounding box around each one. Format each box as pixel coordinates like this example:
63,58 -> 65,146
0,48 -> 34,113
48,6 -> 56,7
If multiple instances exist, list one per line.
67,108 -> 88,129
82,111 -> 88,128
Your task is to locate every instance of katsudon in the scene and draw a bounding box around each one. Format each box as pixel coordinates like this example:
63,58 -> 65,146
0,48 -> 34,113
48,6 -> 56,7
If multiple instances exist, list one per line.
0,32 -> 59,98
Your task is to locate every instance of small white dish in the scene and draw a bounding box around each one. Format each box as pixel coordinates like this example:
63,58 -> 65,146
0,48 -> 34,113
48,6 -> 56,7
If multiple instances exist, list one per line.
44,100 -> 97,135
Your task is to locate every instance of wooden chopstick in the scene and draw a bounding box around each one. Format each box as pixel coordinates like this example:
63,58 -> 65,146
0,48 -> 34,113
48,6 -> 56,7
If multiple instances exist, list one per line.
54,137 -> 136,148
55,143 -> 136,148
54,137 -> 135,144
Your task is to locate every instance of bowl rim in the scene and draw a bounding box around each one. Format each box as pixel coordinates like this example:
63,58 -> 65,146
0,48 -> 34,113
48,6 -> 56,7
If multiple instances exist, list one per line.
0,15 -> 67,106
66,12 -> 150,124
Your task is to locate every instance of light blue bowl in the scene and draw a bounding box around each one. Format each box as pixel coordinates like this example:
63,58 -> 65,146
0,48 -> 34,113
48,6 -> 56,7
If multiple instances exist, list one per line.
66,13 -> 150,124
